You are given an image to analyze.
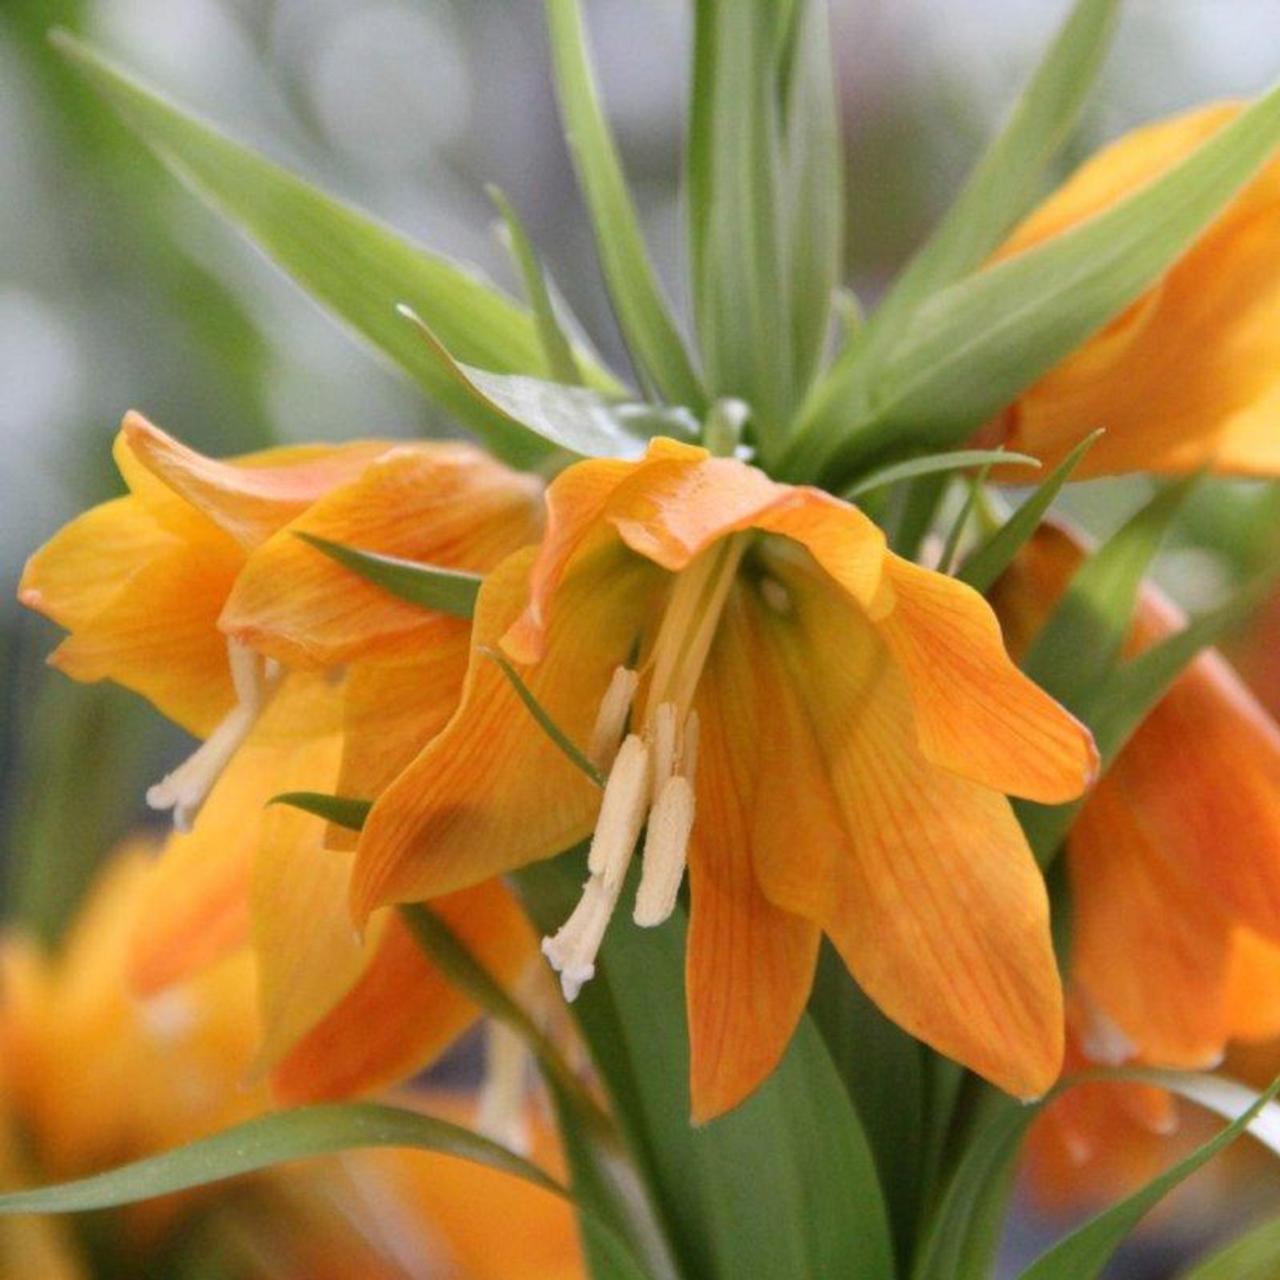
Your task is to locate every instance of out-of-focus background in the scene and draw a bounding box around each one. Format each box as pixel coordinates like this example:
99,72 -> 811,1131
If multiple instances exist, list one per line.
2,3 -> 1279,1275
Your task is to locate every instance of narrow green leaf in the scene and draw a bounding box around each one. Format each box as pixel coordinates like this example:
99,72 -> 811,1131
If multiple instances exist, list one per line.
957,429 -> 1103,593
0,1103 -> 563,1213
1019,1075 -> 1280,1279
1022,477 -> 1198,702
270,792 -> 370,831
892,472 -> 951,560
399,306 -> 692,459
517,852 -> 896,1280
487,185 -> 583,386
939,459 -> 1001,575
845,449 -> 1040,500
872,0 -> 1121,343
295,532 -> 481,618
1180,1214 -> 1280,1279
544,0 -> 704,411
687,0 -> 796,454
778,0 -> 844,397
49,31 -> 619,469
481,648 -> 604,786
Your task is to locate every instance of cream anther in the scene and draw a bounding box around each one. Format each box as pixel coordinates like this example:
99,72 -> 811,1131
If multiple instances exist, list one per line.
633,776 -> 695,927
587,665 -> 639,772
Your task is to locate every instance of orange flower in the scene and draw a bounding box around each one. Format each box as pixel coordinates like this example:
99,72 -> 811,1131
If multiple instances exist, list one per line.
991,523 -> 1280,1070
353,438 -> 1097,1119
990,104 -> 1280,479
18,412 -> 543,829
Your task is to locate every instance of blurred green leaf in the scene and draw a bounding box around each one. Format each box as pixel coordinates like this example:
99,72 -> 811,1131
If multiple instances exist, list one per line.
294,533 -> 482,618
545,0 -> 704,412
517,852 -> 895,1280
844,449 -> 1039,499
789,74 -> 1280,482
487,185 -> 583,386
1180,1215 -> 1280,1278
957,429 -> 1103,593
1019,1075 -> 1280,1279
270,791 -> 371,831
51,30 -> 618,469
687,0 -> 799,454
399,306 -> 692,458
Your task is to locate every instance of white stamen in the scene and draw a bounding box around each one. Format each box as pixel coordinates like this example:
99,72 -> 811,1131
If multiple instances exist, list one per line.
585,735 -> 650,883
678,710 -> 699,782
633,776 -> 695,927
587,665 -> 639,772
146,640 -> 279,831
477,1019 -> 532,1154
649,701 -> 678,804
759,575 -> 792,615
1078,996 -> 1136,1066
542,876 -> 619,1001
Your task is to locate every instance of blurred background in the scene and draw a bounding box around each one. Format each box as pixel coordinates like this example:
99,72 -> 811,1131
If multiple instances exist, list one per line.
2,2 -> 1279,1275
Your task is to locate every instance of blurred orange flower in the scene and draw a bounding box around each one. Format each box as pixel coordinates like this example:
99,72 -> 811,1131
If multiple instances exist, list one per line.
354,438 -> 1096,1119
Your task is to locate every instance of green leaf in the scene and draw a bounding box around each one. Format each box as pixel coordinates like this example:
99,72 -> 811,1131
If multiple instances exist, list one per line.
870,0 -> 1120,346
1019,1074 -> 1280,1279
295,532 -> 481,618
1180,1214 -> 1280,1279
844,449 -> 1040,500
938,458 -> 1002,575
270,791 -> 370,831
957,429 -> 1103,593
487,184 -> 583,386
49,30 -> 619,470
516,851 -> 895,1280
544,0 -> 704,411
687,0 -> 797,455
788,72 -> 1280,483
480,647 -> 604,786
398,306 -> 693,459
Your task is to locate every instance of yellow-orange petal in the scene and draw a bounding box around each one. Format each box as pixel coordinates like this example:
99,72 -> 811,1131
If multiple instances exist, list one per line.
1223,927 -> 1280,1044
48,536 -> 242,737
992,103 -> 1280,479
686,587 -> 821,1122
120,413 -> 395,549
767,568 -> 1064,1098
272,882 -> 536,1103
17,496 -> 173,632
878,554 -> 1097,804
352,544 -> 656,919
1069,777 -> 1233,1068
221,443 -> 543,669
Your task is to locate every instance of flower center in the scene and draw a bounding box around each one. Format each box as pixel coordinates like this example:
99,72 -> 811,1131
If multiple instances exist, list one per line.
541,535 -> 748,1001
145,638 -> 281,832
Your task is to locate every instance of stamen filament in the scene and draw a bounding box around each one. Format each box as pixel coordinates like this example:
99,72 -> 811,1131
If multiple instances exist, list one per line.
477,1019 -> 532,1154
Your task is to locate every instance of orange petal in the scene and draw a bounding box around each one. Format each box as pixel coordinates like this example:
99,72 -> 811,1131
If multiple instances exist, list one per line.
352,544 -> 655,919
120,413 -> 397,549
1223,927 -> 1280,1044
1068,777 -> 1233,1067
221,444 -> 543,668
272,881 -> 536,1102
685,587 -> 821,1121
878,554 -> 1098,803
992,103 -> 1280,478
49,536 -> 242,737
1107,587 -> 1280,942
764,566 -> 1064,1099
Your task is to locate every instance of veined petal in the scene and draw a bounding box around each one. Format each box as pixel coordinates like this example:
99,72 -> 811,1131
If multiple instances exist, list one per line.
686,587 -> 821,1122
17,497 -> 174,632
766,567 -> 1064,1098
272,882 -> 535,1103
353,545 -> 655,919
992,103 -> 1280,478
221,444 -> 543,669
49,536 -> 242,737
1069,778 -> 1232,1068
878,555 -> 1097,803
120,413 -> 391,549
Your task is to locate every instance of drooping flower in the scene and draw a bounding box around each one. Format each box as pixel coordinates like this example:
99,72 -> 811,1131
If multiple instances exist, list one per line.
988,103 -> 1280,479
18,412 -> 543,829
353,438 -> 1097,1119
990,522 -> 1280,1070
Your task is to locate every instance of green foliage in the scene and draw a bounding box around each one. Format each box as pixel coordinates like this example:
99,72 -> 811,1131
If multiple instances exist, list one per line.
1181,1215 -> 1280,1279
269,791 -> 371,831
844,449 -> 1039,500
